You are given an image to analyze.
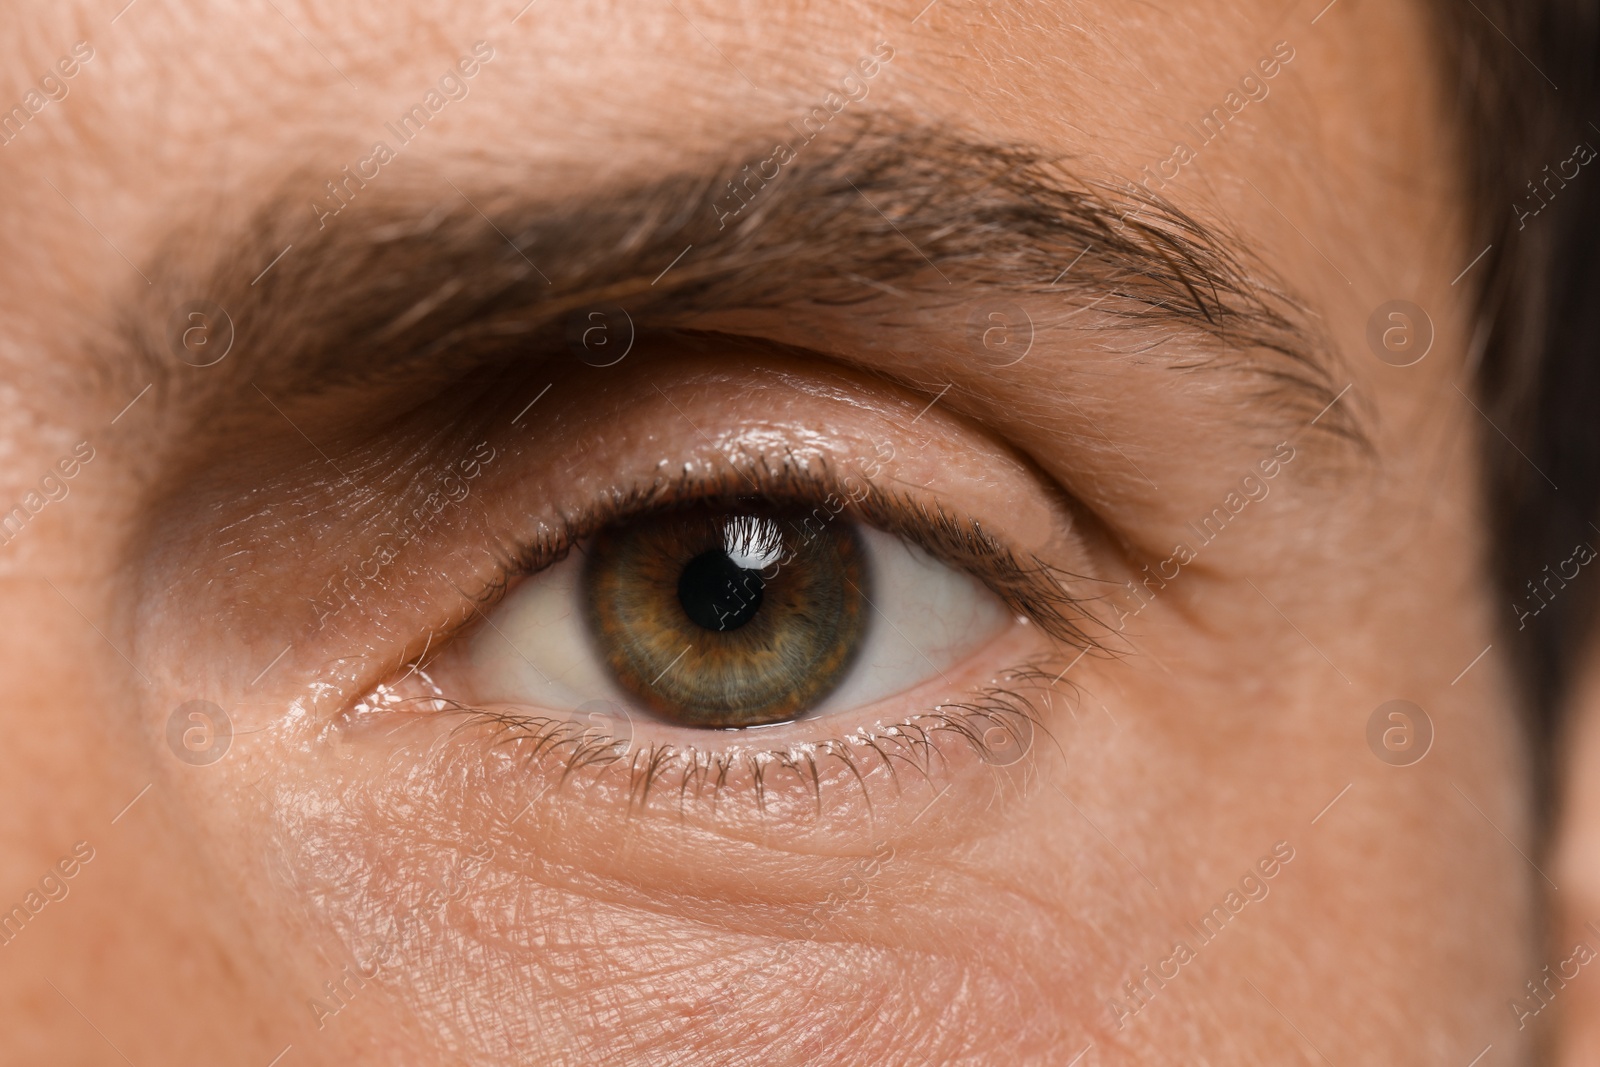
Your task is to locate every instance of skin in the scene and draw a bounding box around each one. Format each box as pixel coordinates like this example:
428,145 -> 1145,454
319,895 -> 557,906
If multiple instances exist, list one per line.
0,0 -> 1560,1063
1553,661 -> 1600,1064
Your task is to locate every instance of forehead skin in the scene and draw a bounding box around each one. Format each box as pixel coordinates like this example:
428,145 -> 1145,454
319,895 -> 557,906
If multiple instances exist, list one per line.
0,1 -> 1537,1065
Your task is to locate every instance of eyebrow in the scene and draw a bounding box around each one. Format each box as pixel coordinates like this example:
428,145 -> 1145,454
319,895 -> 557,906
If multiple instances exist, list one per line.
126,122 -> 1344,425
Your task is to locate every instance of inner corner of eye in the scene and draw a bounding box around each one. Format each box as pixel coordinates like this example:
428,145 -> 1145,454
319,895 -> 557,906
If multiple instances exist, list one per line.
453,502 -> 1012,735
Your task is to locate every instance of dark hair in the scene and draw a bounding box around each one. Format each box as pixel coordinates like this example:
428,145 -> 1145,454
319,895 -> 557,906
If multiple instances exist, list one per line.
1436,0 -> 1600,810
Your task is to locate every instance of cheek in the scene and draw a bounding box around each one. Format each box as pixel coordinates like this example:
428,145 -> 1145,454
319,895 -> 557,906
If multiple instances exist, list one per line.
257,730 -> 1057,1064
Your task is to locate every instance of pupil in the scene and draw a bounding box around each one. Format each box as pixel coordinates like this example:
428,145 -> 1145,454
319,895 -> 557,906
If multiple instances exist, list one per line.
677,549 -> 764,632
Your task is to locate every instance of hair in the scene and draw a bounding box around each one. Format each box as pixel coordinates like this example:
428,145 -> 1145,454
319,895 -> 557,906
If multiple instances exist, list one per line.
1436,0 -> 1600,810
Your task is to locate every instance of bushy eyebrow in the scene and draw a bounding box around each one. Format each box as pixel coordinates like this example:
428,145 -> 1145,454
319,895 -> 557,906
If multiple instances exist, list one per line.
124,122 -> 1345,428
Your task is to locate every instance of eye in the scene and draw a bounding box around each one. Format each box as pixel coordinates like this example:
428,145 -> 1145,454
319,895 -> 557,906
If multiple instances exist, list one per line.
320,355 -> 1104,821
442,500 -> 1011,732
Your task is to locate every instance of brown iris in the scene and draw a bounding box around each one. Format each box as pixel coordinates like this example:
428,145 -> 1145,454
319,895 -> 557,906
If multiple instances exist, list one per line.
583,504 -> 868,727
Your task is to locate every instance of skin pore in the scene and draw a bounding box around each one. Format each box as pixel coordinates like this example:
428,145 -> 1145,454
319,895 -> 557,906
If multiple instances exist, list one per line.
0,0 -> 1550,1064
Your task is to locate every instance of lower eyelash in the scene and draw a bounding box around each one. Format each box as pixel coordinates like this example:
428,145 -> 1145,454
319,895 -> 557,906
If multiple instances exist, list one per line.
371,660 -> 1063,817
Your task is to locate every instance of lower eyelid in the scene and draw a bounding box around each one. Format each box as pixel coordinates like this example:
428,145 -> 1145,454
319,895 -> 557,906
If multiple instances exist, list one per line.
347,624 -> 1059,846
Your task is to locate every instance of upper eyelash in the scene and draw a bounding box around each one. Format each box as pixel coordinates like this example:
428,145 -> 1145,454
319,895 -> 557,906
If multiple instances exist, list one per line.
465,449 -> 1113,656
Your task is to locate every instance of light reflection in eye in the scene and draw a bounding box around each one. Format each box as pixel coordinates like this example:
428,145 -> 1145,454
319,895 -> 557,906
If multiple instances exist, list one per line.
720,514 -> 784,572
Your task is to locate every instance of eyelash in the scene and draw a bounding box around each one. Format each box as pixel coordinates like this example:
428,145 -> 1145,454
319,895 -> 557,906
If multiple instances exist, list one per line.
488,453 -> 1104,646
355,450 -> 1103,812
431,662 -> 1064,816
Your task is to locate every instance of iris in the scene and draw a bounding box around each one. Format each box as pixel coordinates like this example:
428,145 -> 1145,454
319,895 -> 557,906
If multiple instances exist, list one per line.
584,505 -> 867,727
